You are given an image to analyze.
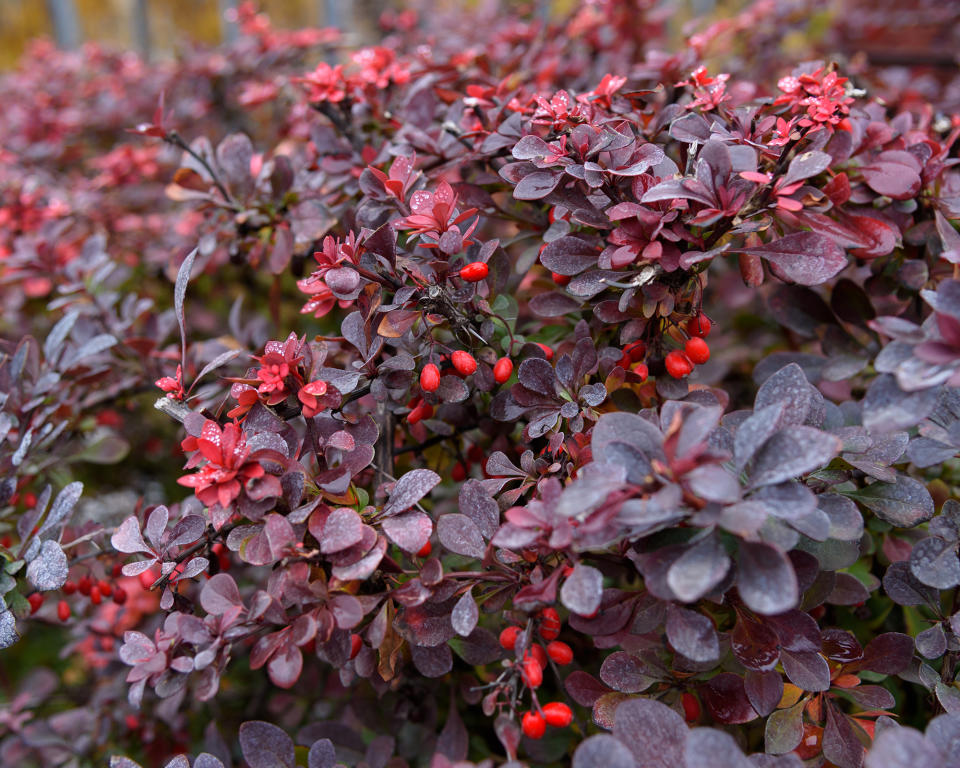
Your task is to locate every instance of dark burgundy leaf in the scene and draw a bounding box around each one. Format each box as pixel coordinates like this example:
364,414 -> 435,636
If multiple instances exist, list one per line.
437,514 -> 486,559
824,703 -> 865,768
513,170 -> 562,200
745,670 -> 783,717
700,673 -> 759,724
238,721 -> 295,768
540,236 -> 599,276
731,614 -> 781,671
742,232 -> 847,286
565,670 -> 612,707
848,476 -> 934,528
599,651 -> 656,693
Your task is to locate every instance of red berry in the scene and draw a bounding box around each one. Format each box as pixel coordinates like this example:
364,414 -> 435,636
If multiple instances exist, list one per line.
416,540 -> 432,558
542,702 -> 573,728
551,272 -> 571,286
499,625 -> 522,650
632,362 -> 649,382
530,642 -> 548,669
420,363 -> 441,392
113,587 -> 128,605
78,576 -> 93,596
624,340 -> 646,362
451,462 -> 467,482
665,350 -> 694,378
125,714 -> 140,731
406,399 -> 434,425
521,654 -> 543,688
686,315 -> 712,338
101,635 -> 115,651
57,600 -> 70,622
493,356 -> 513,384
534,342 -> 553,360
546,640 -> 573,665
63,580 -> 77,595
682,692 -> 701,723
684,337 -> 710,365
112,563 -> 123,578
467,444 -> 485,464
139,570 -> 156,591
521,711 -> 546,740
459,261 -> 489,282
90,586 -> 102,605
98,580 -> 113,597
539,607 -> 561,640
349,633 -> 362,660
451,350 -> 478,376
0,535 -> 11,548
27,593 -> 44,614
616,353 -> 632,369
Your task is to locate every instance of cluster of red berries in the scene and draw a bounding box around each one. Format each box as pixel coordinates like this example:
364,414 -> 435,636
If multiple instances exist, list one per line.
42,566 -> 130,622
665,315 -> 712,379
450,442 -> 489,483
499,608 -> 577,740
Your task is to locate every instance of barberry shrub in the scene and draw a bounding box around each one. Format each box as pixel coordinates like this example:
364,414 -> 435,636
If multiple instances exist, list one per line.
2,1 -> 960,767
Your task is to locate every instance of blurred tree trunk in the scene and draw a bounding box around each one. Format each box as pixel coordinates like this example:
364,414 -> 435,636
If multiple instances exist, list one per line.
46,0 -> 80,49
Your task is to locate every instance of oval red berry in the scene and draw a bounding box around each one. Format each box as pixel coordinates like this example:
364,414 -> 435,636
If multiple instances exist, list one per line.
686,315 -> 712,338
57,600 -> 70,622
521,655 -> 543,688
521,711 -> 546,739
534,342 -> 554,361
546,640 -> 573,665
684,337 -> 710,365
459,261 -> 489,282
665,350 -> 694,378
493,356 -> 513,384
542,701 -> 573,728
451,350 -> 477,375
551,271 -> 571,286
530,643 -> 548,669
499,625 -> 522,650
420,363 -> 440,392
113,587 -> 128,605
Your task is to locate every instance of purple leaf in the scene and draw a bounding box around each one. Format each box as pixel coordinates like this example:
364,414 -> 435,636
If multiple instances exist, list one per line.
308,739 -> 336,768
145,505 -> 169,549
782,151 -> 831,187
174,248 -> 198,371
561,563 -> 604,617
573,734 -> 636,768
865,728 -> 943,768
860,151 -> 922,200
666,603 -> 719,662
780,649 -> 831,691
513,170 -> 562,200
666,533 -> 731,602
823,704 -> 865,768
565,670 -> 612,706
381,511 -> 432,553
458,480 -> 499,540
238,721 -> 295,768
852,632 -> 914,675
267,643 -> 302,689
742,232 -> 847,286
112,516 -> 152,555
410,643 -> 453,677
383,469 -> 441,516
599,651 -> 656,693
700,674 -> 759,724
200,573 -> 242,615
745,669 -> 783,717
747,427 -> 841,488
241,514 -> 295,566
437,514 -> 485,559
684,728 -> 751,768
737,541 -> 799,615
319,507 -> 364,553
613,697 -> 687,768
848,475 -> 934,528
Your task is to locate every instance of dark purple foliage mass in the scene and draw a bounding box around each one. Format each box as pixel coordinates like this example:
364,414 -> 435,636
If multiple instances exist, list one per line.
2,1 -> 960,766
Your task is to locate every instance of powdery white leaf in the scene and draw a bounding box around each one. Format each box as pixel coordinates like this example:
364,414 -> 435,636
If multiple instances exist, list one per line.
26,540 -> 68,591
910,537 -> 960,589
561,563 -> 603,617
0,608 -> 19,649
111,516 -> 152,555
747,427 -> 841,488
451,589 -> 479,637
38,481 -> 82,538
437,514 -> 485,559
667,534 -> 730,602
384,469 -> 441,516
308,739 -> 336,768
381,511 -> 432,553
